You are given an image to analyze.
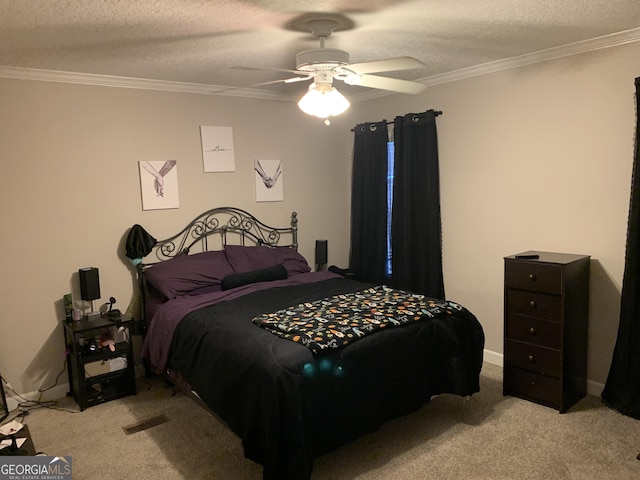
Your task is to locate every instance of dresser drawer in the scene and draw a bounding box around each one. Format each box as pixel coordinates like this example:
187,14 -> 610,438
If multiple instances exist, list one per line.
506,315 -> 561,349
505,339 -> 561,377
504,366 -> 561,407
505,261 -> 563,294
506,289 -> 563,322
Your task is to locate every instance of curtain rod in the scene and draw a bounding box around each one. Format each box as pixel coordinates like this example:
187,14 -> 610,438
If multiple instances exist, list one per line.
383,110 -> 442,125
351,110 -> 443,132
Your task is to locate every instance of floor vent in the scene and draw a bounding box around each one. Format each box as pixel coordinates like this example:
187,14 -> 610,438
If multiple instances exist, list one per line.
122,414 -> 169,435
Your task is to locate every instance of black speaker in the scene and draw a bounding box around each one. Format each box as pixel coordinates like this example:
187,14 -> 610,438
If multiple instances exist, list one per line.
79,267 -> 101,301
315,240 -> 328,267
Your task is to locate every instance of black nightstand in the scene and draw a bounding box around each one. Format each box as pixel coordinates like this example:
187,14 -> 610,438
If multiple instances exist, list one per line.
63,315 -> 136,410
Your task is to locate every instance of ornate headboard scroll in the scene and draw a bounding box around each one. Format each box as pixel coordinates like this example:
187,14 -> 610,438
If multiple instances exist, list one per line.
144,207 -> 298,263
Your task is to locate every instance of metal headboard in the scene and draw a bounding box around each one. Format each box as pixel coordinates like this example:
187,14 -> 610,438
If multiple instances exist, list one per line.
133,207 -> 298,335
144,207 -> 298,263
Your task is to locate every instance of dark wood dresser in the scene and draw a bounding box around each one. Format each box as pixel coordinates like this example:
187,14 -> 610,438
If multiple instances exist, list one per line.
503,251 -> 590,413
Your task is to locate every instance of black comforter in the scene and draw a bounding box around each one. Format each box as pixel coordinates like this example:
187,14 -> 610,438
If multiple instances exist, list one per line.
167,277 -> 484,480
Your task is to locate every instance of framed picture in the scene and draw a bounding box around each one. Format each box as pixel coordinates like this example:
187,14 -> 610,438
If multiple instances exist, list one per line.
254,159 -> 283,202
201,126 -> 235,172
139,160 -> 180,210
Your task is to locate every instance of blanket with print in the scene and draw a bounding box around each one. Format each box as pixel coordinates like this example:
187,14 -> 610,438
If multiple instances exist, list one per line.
251,285 -> 464,353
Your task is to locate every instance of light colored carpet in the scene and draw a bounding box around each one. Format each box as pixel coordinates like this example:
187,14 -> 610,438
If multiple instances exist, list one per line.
10,363 -> 640,479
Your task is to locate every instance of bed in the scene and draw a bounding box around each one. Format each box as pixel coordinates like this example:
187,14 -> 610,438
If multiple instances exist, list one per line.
135,207 -> 484,480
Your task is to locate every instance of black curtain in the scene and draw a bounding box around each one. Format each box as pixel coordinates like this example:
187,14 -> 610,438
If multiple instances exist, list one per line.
349,120 -> 390,284
390,110 -> 445,299
602,77 -> 640,418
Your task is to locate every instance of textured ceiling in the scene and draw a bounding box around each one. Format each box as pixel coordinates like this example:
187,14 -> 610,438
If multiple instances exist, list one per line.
1,0 -> 639,101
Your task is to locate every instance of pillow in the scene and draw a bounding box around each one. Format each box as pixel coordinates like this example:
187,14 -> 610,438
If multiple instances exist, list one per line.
221,264 -> 288,291
144,250 -> 234,300
224,245 -> 311,276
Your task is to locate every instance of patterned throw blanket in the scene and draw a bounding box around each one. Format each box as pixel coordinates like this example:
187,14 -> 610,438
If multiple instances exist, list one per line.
252,285 -> 464,354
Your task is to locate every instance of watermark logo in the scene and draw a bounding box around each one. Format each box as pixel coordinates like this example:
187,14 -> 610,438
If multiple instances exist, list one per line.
0,456 -> 72,480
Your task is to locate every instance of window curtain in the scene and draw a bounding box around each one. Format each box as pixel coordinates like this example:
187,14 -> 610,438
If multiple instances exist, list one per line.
349,120 -> 390,284
602,77 -> 640,419
390,110 -> 445,299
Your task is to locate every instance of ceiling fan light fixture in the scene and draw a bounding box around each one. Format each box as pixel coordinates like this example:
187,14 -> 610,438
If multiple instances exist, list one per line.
298,83 -> 350,119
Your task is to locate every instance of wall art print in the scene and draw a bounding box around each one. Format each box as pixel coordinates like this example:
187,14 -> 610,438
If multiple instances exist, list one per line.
139,160 -> 179,210
254,159 -> 283,202
201,126 -> 235,172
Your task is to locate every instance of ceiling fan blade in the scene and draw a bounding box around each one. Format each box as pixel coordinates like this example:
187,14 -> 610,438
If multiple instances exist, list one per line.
345,56 -> 426,74
242,75 -> 312,88
212,75 -> 311,94
229,65 -> 312,87
232,65 -> 306,76
284,75 -> 313,84
246,78 -> 296,87
345,73 -> 426,94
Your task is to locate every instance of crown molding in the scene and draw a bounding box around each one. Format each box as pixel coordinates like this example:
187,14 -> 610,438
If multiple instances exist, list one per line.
1,27 -> 639,102
350,26 -> 640,102
0,66 -> 292,101
420,26 -> 640,89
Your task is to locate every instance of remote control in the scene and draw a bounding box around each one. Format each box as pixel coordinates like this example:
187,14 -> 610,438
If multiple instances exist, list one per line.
515,254 -> 539,259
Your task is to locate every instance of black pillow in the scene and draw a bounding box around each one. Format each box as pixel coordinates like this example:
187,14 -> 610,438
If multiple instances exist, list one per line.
221,264 -> 288,291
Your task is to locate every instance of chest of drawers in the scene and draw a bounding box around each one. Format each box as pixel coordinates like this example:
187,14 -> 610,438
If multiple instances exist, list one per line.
503,251 -> 590,413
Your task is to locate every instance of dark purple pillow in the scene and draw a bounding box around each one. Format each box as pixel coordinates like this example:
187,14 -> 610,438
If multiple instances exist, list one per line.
144,250 -> 234,299
224,245 -> 311,276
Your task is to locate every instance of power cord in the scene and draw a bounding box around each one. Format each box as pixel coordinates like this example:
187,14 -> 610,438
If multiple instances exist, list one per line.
1,359 -> 80,419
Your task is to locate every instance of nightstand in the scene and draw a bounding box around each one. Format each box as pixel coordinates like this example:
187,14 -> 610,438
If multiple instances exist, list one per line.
63,314 -> 136,410
503,251 -> 590,413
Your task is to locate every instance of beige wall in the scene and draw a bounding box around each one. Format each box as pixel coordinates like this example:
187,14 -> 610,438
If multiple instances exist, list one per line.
1,39 -> 638,400
0,79 -> 353,396
357,41 -> 639,389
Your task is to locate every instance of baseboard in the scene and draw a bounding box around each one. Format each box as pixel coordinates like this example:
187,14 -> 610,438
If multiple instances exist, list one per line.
483,349 -> 503,367
4,383 -> 70,413
586,378 -> 605,397
4,361 -> 150,414
483,348 -> 605,397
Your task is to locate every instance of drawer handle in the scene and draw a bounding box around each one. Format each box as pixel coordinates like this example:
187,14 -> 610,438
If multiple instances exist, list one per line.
529,327 -> 536,335
529,274 -> 536,281
529,300 -> 536,308
528,355 -> 535,363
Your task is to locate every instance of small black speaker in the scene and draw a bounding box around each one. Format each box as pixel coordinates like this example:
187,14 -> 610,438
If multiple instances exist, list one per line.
315,240 -> 328,267
79,267 -> 101,301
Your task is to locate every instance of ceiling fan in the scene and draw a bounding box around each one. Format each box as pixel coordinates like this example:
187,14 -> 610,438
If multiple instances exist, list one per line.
237,18 -> 428,120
